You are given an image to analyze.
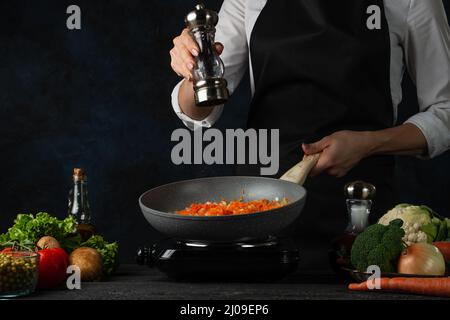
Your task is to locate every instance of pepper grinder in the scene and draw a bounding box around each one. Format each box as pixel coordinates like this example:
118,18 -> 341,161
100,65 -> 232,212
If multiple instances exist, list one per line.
329,181 -> 376,273
185,4 -> 229,107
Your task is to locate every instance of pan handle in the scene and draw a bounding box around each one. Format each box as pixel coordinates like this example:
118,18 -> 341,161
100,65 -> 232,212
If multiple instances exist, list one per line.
279,153 -> 321,185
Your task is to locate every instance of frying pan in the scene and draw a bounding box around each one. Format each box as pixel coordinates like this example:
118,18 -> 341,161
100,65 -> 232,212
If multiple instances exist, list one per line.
139,154 -> 320,242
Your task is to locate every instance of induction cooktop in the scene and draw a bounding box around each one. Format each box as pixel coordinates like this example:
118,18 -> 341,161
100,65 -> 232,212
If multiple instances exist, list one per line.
136,237 -> 300,281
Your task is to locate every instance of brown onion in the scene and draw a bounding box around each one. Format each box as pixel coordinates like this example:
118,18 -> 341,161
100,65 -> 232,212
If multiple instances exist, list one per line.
398,243 -> 446,276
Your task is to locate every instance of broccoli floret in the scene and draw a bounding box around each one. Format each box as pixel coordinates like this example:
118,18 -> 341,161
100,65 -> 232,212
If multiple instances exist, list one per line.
366,245 -> 394,273
351,219 -> 406,273
381,224 -> 405,260
350,224 -> 385,271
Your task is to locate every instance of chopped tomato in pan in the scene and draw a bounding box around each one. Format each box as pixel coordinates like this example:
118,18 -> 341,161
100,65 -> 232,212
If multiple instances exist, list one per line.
176,198 -> 288,216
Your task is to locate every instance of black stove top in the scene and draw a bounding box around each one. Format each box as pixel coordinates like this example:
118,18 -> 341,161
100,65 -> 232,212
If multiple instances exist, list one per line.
137,237 -> 300,281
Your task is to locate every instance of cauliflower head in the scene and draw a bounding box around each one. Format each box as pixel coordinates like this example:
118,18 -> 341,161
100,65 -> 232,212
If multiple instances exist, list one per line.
378,204 -> 436,245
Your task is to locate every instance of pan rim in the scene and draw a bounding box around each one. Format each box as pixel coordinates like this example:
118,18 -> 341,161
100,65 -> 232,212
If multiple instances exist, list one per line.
138,176 -> 307,221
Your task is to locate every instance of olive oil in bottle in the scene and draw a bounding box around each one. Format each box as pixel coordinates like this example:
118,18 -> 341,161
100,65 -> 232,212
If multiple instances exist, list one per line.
68,168 -> 96,241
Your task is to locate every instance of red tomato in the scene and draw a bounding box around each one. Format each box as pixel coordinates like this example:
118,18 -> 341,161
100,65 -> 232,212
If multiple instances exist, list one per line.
51,247 -> 70,267
37,248 -> 69,289
1,248 -> 13,254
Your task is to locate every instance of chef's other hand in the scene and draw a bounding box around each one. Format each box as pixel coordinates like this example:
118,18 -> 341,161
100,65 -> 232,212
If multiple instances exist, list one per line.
170,28 -> 224,80
302,131 -> 372,178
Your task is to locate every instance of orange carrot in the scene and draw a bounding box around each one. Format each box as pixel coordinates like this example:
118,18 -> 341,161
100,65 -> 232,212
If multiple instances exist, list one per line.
349,278 -> 450,297
434,242 -> 450,263
348,278 -> 391,291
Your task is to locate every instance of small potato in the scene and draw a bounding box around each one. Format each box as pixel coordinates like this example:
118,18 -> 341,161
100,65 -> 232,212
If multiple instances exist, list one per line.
69,247 -> 103,281
37,236 -> 60,249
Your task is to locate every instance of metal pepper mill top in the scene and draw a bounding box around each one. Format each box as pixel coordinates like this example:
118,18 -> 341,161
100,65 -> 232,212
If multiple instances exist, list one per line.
344,181 -> 376,200
185,4 -> 229,107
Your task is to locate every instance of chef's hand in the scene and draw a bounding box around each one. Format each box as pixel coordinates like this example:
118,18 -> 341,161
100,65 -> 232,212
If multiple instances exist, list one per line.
303,124 -> 428,178
302,131 -> 372,178
170,28 -> 224,80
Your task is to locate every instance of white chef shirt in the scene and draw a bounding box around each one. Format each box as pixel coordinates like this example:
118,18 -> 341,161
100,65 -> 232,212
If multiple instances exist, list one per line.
172,0 -> 450,158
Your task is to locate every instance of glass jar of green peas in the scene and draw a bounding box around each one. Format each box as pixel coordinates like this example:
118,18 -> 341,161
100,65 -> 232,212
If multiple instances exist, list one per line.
0,251 -> 40,298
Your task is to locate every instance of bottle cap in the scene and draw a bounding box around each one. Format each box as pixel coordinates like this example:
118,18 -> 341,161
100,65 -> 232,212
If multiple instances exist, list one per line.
73,168 -> 86,180
345,181 -> 376,200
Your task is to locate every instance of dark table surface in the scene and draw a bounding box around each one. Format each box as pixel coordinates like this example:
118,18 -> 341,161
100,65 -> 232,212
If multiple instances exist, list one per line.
21,264 -> 448,300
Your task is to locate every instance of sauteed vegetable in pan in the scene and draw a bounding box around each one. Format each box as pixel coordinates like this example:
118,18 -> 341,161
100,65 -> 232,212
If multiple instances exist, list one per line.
176,198 -> 289,216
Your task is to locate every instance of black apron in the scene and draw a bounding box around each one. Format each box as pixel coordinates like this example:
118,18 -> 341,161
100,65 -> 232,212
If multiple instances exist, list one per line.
240,0 -> 397,269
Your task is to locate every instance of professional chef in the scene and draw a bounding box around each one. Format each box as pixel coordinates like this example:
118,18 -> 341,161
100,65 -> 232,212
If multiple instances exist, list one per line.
169,0 -> 450,267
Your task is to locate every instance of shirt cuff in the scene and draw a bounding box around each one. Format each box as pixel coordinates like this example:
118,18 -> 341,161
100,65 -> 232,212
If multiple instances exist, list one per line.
171,80 -> 224,131
405,107 -> 450,158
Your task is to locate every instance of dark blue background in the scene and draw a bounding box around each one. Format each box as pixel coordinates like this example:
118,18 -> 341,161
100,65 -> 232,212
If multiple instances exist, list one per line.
0,0 -> 449,262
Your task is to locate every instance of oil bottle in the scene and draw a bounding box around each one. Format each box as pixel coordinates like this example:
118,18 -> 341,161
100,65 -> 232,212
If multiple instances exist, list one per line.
329,181 -> 376,274
68,168 -> 96,241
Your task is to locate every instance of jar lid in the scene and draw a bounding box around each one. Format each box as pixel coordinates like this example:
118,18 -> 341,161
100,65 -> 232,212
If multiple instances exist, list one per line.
345,181 -> 376,200
185,4 -> 218,30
